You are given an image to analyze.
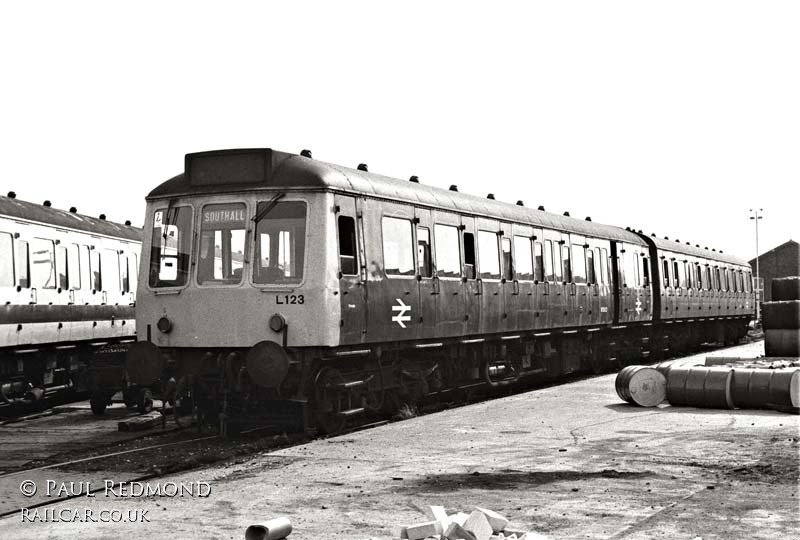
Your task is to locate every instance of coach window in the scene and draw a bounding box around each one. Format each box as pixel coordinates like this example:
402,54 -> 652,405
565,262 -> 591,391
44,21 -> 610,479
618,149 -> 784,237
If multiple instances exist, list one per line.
586,248 -> 596,284
720,269 -> 728,291
738,271 -> 745,292
68,244 -> 81,290
338,216 -> 358,276
56,245 -> 68,290
684,262 -> 692,289
381,217 -> 414,276
17,240 -> 29,288
121,255 -> 130,293
745,272 -> 752,293
501,237 -> 513,281
463,232 -> 476,279
704,266 -> 712,290
90,249 -> 102,291
641,256 -> 650,287
478,231 -> 500,279
0,233 -> 13,287
661,259 -> 670,288
514,236 -> 533,281
601,248 -> 609,286
433,224 -> 461,278
417,227 -> 432,278
534,242 -> 544,282
102,249 -> 121,293
253,201 -> 307,285
561,245 -> 572,283
543,240 -> 554,281
149,206 -> 192,288
31,238 -> 56,289
572,244 -> 586,284
672,261 -> 680,288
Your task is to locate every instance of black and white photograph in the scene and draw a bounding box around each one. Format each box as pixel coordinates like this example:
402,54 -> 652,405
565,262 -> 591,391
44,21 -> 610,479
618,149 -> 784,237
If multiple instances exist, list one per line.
0,2 -> 798,539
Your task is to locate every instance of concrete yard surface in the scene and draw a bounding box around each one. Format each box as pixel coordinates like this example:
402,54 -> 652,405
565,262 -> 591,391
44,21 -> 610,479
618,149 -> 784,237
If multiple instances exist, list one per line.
2,340 -> 798,539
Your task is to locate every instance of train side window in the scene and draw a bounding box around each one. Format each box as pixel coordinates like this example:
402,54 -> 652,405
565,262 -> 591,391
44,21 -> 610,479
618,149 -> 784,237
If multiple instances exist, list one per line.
0,232 -> 14,286
90,249 -> 102,291
695,263 -> 702,289
641,255 -> 650,287
31,238 -> 56,289
543,240 -> 554,281
684,262 -> 693,289
661,259 -> 669,288
720,268 -> 728,291
17,240 -> 29,288
586,248 -> 596,284
338,216 -> 358,276
738,271 -> 744,292
416,226 -> 432,278
381,217 -> 415,276
745,272 -> 752,293
433,224 -> 461,278
150,206 -> 193,288
534,242 -> 544,282
478,231 -> 500,279
600,248 -> 609,286
102,249 -> 121,293
514,236 -> 533,281
463,232 -> 476,279
501,237 -> 512,281
561,244 -> 572,283
56,245 -> 68,290
121,255 -> 130,293
704,266 -> 711,290
673,261 -> 680,288
572,244 -> 586,284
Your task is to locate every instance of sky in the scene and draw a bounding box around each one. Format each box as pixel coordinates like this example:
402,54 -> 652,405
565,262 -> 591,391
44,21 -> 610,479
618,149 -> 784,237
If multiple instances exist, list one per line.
1,1 -> 797,261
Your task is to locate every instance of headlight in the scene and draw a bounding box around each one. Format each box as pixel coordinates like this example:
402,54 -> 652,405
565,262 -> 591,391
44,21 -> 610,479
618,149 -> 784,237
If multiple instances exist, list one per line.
157,316 -> 173,333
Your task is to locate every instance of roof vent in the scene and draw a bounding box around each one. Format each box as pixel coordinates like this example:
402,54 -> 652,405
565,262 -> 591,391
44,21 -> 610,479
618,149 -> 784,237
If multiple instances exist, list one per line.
625,227 -> 631,231
696,244 -> 700,247
449,185 -> 458,192
664,236 -> 669,240
704,246 -> 708,250
125,220 -> 132,226
69,207 -> 77,213
563,211 -> 570,217
712,248 -> 716,252
638,230 -> 643,234
585,216 -> 592,221
720,250 -> 724,253
409,175 -> 419,183
300,149 -> 312,158
43,200 -> 51,207
99,214 -> 106,220
537,205 -> 545,211
651,233 -> 656,237
487,193 -> 495,200
357,163 -> 368,171
675,239 -> 680,242
7,191 -> 15,198
516,200 -> 524,206
686,242 -> 690,245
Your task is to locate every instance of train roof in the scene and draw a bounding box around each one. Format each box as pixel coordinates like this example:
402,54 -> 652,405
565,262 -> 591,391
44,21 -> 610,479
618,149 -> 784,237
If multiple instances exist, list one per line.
148,148 -> 647,245
0,195 -> 142,242
647,235 -> 749,267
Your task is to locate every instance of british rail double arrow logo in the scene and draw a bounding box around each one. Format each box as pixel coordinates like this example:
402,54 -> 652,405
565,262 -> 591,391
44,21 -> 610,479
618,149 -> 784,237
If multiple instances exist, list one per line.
391,298 -> 412,328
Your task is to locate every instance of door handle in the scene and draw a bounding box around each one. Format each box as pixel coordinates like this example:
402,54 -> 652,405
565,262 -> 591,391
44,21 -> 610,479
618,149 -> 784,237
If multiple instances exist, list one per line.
432,276 -> 440,295
475,279 -> 483,295
512,280 -> 519,295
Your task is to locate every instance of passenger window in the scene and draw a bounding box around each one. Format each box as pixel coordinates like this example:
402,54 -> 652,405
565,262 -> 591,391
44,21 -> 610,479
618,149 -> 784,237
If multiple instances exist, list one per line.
586,248 -> 596,284
501,237 -> 512,281
17,240 -> 29,288
738,271 -> 744,292
544,240 -> 554,281
662,259 -> 670,288
685,262 -> 693,288
67,244 -> 80,290
478,231 -> 500,279
745,272 -> 752,293
641,256 -> 650,287
417,226 -> 432,278
534,242 -> 544,282
121,255 -> 130,293
90,249 -> 102,291
381,217 -> 415,276
56,245 -> 68,290
104,249 -> 121,293
561,245 -> 572,282
600,248 -> 609,285
338,216 -> 358,276
514,236 -> 533,281
0,233 -> 14,286
554,242 -> 564,282
434,224 -> 461,278
704,266 -> 711,290
572,244 -> 586,284
673,261 -> 680,288
31,238 -> 56,289
463,232 -> 476,279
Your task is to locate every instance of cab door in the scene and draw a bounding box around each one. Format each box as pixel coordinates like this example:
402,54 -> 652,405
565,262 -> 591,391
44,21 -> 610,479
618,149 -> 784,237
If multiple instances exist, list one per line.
334,194 -> 366,345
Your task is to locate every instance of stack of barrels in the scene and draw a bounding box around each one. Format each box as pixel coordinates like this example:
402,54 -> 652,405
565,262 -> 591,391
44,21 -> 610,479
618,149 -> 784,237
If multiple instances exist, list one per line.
763,276 -> 800,357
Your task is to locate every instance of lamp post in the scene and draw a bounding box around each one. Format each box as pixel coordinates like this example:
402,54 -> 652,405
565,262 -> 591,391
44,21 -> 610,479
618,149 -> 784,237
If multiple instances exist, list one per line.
749,208 -> 763,323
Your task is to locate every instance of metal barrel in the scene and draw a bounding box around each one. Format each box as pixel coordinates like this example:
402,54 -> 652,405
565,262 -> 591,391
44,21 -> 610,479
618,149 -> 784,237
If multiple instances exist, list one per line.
654,361 -> 674,376
731,368 -> 800,409
615,366 -> 666,407
665,366 -> 734,408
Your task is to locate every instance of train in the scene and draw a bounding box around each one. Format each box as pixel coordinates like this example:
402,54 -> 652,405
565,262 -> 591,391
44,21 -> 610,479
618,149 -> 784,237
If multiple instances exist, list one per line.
126,148 -> 755,433
0,192 -> 141,412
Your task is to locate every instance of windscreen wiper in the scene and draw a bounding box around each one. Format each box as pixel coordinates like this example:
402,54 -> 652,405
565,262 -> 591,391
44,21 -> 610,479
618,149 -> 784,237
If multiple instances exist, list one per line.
252,192 -> 286,225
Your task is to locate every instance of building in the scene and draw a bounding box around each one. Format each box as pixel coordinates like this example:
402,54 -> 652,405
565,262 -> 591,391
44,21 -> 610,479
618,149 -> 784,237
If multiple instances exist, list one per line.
749,239 -> 800,302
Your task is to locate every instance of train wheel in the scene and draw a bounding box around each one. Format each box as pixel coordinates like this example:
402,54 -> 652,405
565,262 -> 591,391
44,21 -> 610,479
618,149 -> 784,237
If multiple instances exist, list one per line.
313,368 -> 346,435
173,376 -> 197,429
137,389 -> 154,414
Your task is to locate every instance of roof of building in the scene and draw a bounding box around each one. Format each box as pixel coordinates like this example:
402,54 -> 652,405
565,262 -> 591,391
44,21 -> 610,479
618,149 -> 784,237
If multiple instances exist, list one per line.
0,195 -> 142,242
148,149 -> 647,245
749,239 -> 799,265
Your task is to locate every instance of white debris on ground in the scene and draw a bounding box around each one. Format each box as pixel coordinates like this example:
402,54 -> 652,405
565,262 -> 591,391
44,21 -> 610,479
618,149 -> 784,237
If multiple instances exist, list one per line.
393,505 -> 548,540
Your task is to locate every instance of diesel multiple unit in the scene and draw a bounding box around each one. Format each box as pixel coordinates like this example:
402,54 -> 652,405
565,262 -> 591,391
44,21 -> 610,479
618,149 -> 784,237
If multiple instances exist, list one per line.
127,149 -> 754,432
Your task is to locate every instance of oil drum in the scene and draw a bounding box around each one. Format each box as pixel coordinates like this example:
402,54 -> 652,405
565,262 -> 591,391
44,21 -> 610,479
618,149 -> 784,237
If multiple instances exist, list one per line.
665,366 -> 734,409
615,366 -> 666,407
730,368 -> 800,409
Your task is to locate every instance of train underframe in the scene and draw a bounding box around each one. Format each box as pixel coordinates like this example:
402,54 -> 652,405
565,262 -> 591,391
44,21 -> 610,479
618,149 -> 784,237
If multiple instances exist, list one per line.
155,317 -> 750,434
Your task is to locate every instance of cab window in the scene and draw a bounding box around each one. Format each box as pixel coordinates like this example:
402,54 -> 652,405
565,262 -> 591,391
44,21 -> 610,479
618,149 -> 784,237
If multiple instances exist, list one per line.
198,203 -> 247,285
253,201 -> 307,284
338,216 -> 358,276
149,206 -> 192,288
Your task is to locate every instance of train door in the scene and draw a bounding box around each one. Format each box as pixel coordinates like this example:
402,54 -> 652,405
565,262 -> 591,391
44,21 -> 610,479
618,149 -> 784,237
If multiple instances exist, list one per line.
461,215 -> 481,336
570,235 -> 589,327
334,194 -> 366,345
414,207 -> 437,340
610,242 -> 623,324
431,211 -> 466,337
542,229 -> 564,328
500,227 -> 514,332
475,218 -> 503,335
584,238 -> 600,326
560,232 -> 575,326
29,236 -> 60,307
532,231 -> 547,329
511,226 -> 535,332
660,254 -> 674,319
